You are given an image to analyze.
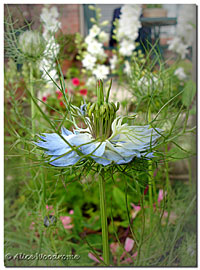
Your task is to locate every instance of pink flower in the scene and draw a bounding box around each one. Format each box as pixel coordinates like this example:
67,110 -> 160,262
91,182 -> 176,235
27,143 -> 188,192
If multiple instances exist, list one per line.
88,252 -> 103,263
72,78 -> 80,86
120,237 -> 134,261
60,101 -> 65,107
158,189 -> 167,204
110,242 -> 120,255
29,222 -> 35,230
124,237 -> 134,252
69,210 -> 74,215
56,90 -> 63,99
131,203 -> 141,219
60,216 -> 73,230
46,205 -> 53,210
131,203 -> 141,212
121,251 -> 138,264
79,89 -> 88,96
42,96 -> 47,102
46,205 -> 55,215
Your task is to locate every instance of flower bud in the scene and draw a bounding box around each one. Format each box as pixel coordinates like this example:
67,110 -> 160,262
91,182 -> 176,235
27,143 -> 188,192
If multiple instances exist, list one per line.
101,20 -> 109,26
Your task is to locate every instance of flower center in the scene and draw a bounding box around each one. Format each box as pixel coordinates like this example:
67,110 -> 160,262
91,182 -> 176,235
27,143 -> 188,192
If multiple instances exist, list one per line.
85,80 -> 120,140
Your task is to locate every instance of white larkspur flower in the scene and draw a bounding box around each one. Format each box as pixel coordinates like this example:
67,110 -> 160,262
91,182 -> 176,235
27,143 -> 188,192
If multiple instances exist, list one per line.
167,4 -> 196,59
174,67 -> 187,80
116,4 -> 141,42
109,55 -> 118,70
39,6 -> 60,83
40,6 -> 61,34
85,35 -> 94,45
89,24 -> 101,38
178,43 -> 190,59
124,60 -> 131,76
98,31 -> 109,43
167,36 -> 182,51
92,65 -> 109,80
44,37 -> 60,58
86,77 -> 96,87
119,39 -> 135,56
87,40 -> 105,57
35,117 -> 161,167
39,58 -> 58,81
82,53 -> 97,70
168,37 -> 189,59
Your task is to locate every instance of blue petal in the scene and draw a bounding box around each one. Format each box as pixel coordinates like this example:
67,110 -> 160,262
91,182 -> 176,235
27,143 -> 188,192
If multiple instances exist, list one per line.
81,141 -> 106,157
35,132 -> 82,167
68,133 -> 91,147
61,127 -> 73,136
80,104 -> 87,116
92,156 -> 112,166
141,152 -> 155,159
35,133 -> 72,155
49,154 -> 81,167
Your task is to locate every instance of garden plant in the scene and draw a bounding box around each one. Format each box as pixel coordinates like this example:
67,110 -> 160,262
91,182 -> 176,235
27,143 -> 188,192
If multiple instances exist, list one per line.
4,4 -> 196,267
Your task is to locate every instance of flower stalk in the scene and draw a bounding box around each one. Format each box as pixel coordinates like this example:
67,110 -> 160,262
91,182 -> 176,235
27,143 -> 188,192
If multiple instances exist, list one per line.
30,63 -> 36,134
99,169 -> 109,265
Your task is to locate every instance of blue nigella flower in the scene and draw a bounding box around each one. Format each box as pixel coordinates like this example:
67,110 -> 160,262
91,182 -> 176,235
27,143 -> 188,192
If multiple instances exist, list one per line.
34,116 -> 162,167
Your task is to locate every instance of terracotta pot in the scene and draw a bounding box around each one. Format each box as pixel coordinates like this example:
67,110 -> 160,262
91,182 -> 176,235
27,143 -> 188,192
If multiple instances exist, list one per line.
143,8 -> 167,18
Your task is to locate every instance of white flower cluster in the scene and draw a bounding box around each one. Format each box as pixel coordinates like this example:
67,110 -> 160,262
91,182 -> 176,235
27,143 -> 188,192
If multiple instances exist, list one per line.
174,67 -> 187,80
109,55 -> 118,71
116,5 -> 142,57
40,6 -> 61,39
82,24 -> 109,80
39,6 -> 61,82
168,5 -> 196,59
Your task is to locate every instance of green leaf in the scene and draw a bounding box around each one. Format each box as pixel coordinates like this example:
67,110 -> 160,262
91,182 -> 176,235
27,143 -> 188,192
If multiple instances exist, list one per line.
182,80 -> 196,108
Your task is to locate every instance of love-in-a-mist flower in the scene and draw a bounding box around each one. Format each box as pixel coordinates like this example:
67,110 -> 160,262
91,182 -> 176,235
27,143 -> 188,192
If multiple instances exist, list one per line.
18,30 -> 45,58
35,81 -> 162,167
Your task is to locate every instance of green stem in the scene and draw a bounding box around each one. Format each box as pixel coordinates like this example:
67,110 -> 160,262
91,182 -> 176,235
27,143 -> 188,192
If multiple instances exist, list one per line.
99,170 -> 109,265
148,105 -> 154,225
30,63 -> 36,134
188,158 -> 192,186
146,105 -> 154,263
148,162 -> 154,226
50,230 -> 57,254
165,144 -> 171,225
